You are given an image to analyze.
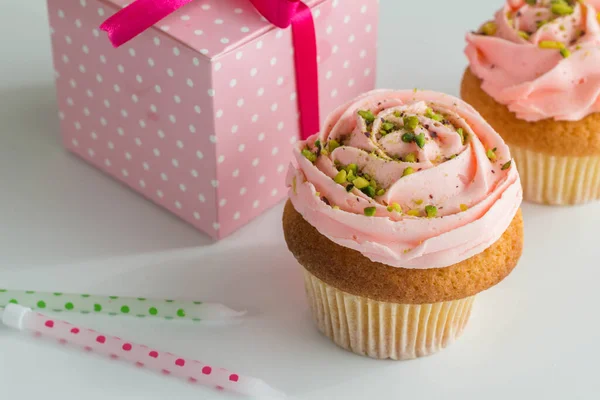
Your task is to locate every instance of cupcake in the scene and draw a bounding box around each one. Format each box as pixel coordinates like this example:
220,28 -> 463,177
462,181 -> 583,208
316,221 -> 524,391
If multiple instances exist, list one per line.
283,90 -> 523,360
462,0 -> 600,205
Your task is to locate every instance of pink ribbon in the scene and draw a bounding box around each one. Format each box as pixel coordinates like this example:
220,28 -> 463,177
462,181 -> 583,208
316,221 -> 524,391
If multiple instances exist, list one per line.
100,0 -> 320,140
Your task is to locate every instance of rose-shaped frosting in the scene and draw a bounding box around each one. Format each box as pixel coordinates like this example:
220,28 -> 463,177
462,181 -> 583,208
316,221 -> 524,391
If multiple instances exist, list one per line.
466,0 -> 600,121
286,90 -> 522,269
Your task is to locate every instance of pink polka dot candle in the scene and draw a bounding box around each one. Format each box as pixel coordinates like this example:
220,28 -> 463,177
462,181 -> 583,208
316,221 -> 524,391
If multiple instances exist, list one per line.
0,304 -> 285,398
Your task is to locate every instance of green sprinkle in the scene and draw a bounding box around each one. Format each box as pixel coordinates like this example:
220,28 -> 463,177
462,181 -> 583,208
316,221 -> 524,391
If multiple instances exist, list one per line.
364,207 -> 377,216
502,160 -> 512,170
403,167 -> 415,177
328,139 -> 340,152
536,20 -> 548,28
414,199 -> 424,205
393,111 -> 402,118
137,297 -> 147,301
407,209 -> 420,217
121,305 -> 130,314
347,170 -> 356,181
37,301 -> 46,309
415,133 -> 426,149
334,170 -> 347,184
376,188 -> 386,196
387,202 -> 402,213
25,291 -> 35,294
560,48 -> 571,58
81,294 -> 91,298
369,179 -> 378,190
301,149 -> 317,163
486,148 -> 497,161
346,183 -> 355,192
53,293 -> 63,296
8,299 -> 18,304
403,153 -> 417,163
481,21 -> 498,36
361,186 -> 376,198
94,304 -> 102,312
177,309 -> 186,318
108,296 -> 119,300
347,163 -> 358,174
403,116 -> 419,131
65,302 -> 74,310
518,31 -> 530,40
425,108 -> 443,121
0,289 -> 6,292
457,128 -> 466,144
425,205 -> 438,218
539,41 -> 565,50
460,204 -> 469,212
358,110 -> 375,124
402,132 -> 415,143
314,139 -> 322,150
353,177 -> 370,189
551,2 -> 574,16
149,307 -> 158,316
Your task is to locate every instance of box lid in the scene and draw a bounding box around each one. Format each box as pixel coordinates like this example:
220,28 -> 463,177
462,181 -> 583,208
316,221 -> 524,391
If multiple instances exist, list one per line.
104,0 -> 323,59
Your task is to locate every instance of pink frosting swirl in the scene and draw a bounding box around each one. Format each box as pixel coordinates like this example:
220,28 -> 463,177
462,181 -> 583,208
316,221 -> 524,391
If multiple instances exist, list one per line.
286,90 -> 522,269
466,0 -> 600,121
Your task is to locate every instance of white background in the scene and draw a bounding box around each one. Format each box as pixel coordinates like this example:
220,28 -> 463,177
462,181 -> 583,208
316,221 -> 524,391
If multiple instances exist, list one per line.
1,0 -> 600,399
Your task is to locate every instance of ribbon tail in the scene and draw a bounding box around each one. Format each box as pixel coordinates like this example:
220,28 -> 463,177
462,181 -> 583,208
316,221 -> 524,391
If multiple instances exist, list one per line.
291,2 -> 321,140
100,0 -> 194,47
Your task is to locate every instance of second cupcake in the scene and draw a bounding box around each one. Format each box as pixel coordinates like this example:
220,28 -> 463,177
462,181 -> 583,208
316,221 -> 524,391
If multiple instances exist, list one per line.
283,90 -> 523,360
463,0 -> 600,205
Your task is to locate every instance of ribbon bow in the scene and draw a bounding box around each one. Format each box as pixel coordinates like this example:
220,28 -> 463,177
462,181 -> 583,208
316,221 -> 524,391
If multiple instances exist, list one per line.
100,0 -> 320,140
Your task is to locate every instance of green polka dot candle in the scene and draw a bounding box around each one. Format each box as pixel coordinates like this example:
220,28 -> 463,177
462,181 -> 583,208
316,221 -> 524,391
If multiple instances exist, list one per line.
0,289 -> 245,321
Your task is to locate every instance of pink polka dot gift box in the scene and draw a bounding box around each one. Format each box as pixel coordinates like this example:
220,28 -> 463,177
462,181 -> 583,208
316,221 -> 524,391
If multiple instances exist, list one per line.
46,0 -> 378,239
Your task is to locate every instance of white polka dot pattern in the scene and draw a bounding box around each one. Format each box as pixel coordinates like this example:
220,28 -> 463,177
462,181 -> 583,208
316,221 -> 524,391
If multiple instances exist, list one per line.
47,0 -> 378,239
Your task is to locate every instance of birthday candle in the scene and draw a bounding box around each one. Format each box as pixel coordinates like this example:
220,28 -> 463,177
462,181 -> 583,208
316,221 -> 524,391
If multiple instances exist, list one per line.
0,289 -> 244,321
0,304 -> 284,399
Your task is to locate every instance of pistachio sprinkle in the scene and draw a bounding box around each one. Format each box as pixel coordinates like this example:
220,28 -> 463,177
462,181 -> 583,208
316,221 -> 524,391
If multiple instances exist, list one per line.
334,170 -> 347,184
301,149 -> 317,162
415,132 -> 426,149
403,115 -> 420,131
518,31 -> 530,40
353,177 -> 370,189
328,139 -> 340,152
402,132 -> 415,143
501,160 -> 512,170
539,40 -> 566,50
403,152 -> 417,163
425,205 -> 438,218
407,209 -> 421,217
358,110 -> 375,124
560,48 -> 571,58
457,128 -> 466,144
364,207 -> 377,217
486,148 -> 497,161
551,2 -> 574,16
481,21 -> 498,36
403,167 -> 415,177
387,202 -> 402,213
425,107 -> 444,122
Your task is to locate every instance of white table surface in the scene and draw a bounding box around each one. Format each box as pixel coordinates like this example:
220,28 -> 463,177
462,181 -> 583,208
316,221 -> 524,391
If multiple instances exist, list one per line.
2,1 -> 600,399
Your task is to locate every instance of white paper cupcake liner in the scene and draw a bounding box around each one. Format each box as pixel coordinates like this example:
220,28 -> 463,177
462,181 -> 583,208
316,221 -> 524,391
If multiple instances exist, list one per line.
510,145 -> 600,205
303,270 -> 475,360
